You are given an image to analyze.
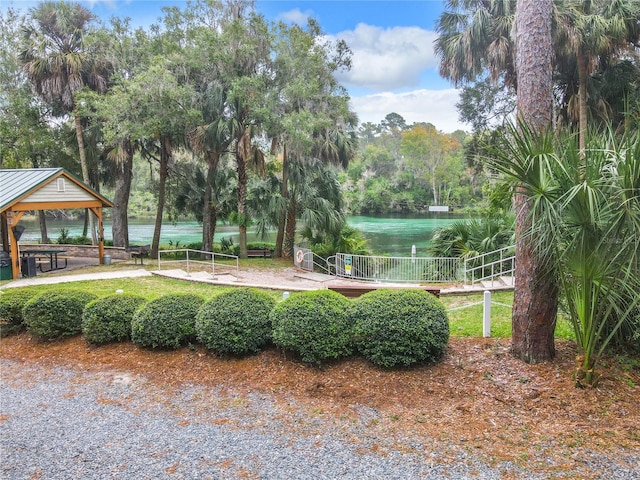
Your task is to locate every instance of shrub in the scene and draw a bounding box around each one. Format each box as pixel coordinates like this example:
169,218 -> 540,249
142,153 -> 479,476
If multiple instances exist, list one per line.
195,288 -> 275,355
0,290 -> 38,336
131,294 -> 203,349
82,294 -> 146,345
350,289 -> 449,368
23,290 -> 98,341
271,290 -> 353,365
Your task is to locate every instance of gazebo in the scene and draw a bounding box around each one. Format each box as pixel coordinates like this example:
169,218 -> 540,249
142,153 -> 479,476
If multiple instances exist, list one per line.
0,168 -> 113,280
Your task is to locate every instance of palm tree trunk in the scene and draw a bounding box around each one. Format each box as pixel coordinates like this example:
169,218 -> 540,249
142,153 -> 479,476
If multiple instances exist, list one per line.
38,211 -> 48,244
236,142 -> 248,259
513,0 -> 557,363
151,137 -> 171,258
577,51 -> 588,154
112,140 -> 134,248
202,151 -> 220,254
275,144 -> 288,258
283,195 -> 296,259
74,114 -> 97,245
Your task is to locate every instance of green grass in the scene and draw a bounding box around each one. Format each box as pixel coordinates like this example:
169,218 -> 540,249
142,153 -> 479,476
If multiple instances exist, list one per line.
441,291 -> 575,340
1,277 -> 281,303
2,276 -> 576,340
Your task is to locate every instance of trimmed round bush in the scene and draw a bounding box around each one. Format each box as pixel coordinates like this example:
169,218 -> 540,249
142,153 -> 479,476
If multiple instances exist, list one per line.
195,288 -> 276,355
82,294 -> 147,345
0,290 -> 38,336
23,290 -> 98,341
131,294 -> 203,349
270,290 -> 353,365
350,289 -> 449,368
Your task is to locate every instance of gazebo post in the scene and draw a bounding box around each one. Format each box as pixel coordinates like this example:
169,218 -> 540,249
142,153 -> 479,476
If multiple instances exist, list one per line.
7,210 -> 25,280
91,207 -> 105,264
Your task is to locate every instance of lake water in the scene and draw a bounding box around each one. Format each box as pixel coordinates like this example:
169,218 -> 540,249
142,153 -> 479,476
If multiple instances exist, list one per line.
17,214 -> 464,256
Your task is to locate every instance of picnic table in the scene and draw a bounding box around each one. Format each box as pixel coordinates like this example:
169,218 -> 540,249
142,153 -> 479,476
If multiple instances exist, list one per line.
21,249 -> 68,273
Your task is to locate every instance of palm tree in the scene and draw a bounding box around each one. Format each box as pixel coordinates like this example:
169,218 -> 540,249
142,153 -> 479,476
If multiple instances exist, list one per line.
275,124 -> 356,259
554,0 -> 640,151
282,158 -> 345,258
20,1 -> 109,243
435,0 -> 640,148
189,83 -> 233,253
427,216 -> 514,259
435,0 -> 516,88
490,125 -> 640,385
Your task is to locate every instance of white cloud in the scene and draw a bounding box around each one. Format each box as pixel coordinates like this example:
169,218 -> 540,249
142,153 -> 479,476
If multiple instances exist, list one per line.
331,23 -> 439,91
350,89 -> 469,133
277,8 -> 313,26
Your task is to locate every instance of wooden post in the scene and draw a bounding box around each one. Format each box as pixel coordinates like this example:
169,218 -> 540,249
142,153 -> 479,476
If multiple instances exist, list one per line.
91,207 -> 105,264
7,211 -> 25,280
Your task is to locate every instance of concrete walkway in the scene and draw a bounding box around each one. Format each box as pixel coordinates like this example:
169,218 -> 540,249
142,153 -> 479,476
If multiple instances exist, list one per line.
1,265 -> 511,296
0,269 -> 152,290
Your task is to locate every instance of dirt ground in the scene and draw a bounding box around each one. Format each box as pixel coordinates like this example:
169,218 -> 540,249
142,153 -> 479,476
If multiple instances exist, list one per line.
1,331 -> 638,478
2,262 -> 639,477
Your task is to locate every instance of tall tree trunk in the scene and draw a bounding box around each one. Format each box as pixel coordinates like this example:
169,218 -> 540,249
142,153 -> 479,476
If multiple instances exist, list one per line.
577,51 -> 588,154
112,140 -> 134,248
283,195 -> 297,259
74,114 -> 97,245
236,132 -> 248,259
38,211 -> 48,244
275,144 -> 288,258
431,167 -> 439,205
202,151 -> 220,254
513,0 -> 558,363
151,137 -> 171,259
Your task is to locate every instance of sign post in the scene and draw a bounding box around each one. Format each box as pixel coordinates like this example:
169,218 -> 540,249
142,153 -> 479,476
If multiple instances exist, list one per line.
344,255 -> 352,276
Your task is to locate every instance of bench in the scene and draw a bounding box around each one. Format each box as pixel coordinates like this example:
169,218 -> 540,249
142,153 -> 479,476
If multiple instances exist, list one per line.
126,244 -> 151,265
246,248 -> 273,258
328,284 -> 441,298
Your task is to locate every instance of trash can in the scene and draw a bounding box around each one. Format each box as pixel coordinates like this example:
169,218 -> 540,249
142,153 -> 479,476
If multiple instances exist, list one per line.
103,255 -> 112,265
0,251 -> 12,280
21,256 -> 37,277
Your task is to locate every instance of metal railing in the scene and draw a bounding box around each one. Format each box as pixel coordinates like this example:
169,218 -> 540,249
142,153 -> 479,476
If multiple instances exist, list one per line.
463,246 -> 515,286
157,249 -> 238,277
293,246 -> 335,275
291,244 -> 516,286
333,252 -> 461,283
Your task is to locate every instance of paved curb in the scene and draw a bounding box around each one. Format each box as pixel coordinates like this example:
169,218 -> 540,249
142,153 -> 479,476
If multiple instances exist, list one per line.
0,269 -> 152,290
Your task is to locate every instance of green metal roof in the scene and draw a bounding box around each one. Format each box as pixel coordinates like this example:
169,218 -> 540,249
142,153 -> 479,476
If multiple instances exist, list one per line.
0,168 -> 112,212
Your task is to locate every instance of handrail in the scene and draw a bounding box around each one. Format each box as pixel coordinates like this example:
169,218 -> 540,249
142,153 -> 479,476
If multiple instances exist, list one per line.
157,248 -> 239,277
309,251 -> 335,275
463,245 -> 515,285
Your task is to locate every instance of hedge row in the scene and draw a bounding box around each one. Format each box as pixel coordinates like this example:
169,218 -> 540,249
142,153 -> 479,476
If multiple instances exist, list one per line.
0,287 -> 449,368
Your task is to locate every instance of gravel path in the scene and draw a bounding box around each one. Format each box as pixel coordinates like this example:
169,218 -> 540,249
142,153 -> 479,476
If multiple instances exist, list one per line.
1,359 -> 529,480
1,359 -> 638,480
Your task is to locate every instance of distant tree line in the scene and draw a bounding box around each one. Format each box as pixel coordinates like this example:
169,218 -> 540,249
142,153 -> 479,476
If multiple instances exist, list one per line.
1,0 -> 357,259
343,113 -> 480,215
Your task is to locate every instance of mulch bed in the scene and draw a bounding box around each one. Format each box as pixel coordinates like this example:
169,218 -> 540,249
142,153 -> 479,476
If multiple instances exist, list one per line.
1,333 -> 639,477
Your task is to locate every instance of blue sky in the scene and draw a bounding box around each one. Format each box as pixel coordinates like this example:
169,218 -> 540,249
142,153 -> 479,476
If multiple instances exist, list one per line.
4,0 -> 467,132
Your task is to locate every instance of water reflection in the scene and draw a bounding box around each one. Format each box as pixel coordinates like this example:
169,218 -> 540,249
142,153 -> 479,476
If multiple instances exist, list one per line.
17,214 -> 465,256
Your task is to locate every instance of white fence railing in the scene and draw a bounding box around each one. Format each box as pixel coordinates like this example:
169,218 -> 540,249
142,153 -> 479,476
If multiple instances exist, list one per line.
293,245 -> 516,286
333,252 -> 461,283
157,249 -> 238,277
463,246 -> 515,285
294,246 -> 336,275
